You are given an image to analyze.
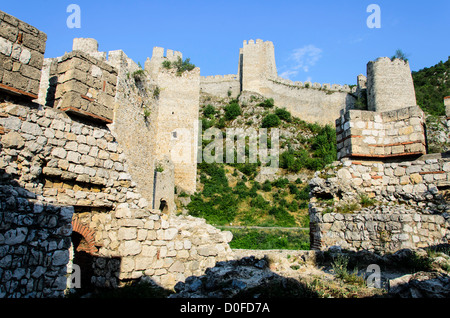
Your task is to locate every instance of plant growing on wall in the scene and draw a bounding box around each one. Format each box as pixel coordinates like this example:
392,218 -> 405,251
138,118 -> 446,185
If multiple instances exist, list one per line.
143,107 -> 151,119
161,57 -> 196,76
391,49 -> 409,62
153,86 -> 160,99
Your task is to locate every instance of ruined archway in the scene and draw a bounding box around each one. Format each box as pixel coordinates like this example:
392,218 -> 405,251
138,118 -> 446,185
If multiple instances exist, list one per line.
70,217 -> 98,291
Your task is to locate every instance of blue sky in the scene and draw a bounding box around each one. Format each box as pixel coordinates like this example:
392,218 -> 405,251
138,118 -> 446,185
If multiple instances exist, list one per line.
2,0 -> 449,85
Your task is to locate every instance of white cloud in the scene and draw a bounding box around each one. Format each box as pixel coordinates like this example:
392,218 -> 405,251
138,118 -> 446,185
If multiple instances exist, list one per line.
280,45 -> 323,80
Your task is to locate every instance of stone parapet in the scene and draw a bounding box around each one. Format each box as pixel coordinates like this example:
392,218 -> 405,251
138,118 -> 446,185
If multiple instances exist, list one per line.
336,106 -> 426,160
0,10 -> 47,100
51,50 -> 117,123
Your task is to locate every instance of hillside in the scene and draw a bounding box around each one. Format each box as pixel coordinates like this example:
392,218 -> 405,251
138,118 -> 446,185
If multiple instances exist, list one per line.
413,56 -> 450,116
175,57 -> 450,249
174,91 -> 339,249
412,56 -> 450,153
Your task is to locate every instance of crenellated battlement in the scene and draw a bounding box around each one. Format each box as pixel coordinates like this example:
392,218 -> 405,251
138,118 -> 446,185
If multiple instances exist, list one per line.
243,39 -> 274,47
150,47 -> 183,61
200,74 -> 239,82
267,76 -> 355,93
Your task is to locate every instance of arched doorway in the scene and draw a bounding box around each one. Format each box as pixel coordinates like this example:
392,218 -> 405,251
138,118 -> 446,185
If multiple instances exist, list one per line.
69,218 -> 97,292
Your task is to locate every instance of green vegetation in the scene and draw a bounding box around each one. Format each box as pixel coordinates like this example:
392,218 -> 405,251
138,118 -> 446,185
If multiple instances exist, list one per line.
162,60 -> 171,69
152,86 -> 160,99
275,108 -> 292,122
203,104 -> 216,118
143,107 -> 151,119
391,49 -> 409,62
132,69 -> 145,81
412,56 -> 450,116
258,98 -> 275,108
186,161 -> 311,228
359,194 -> 376,207
261,113 -> 281,128
161,56 -> 196,76
187,163 -> 237,225
225,228 -> 310,250
185,93 -> 342,248
331,254 -> 366,286
224,101 -> 242,121
279,124 -> 337,172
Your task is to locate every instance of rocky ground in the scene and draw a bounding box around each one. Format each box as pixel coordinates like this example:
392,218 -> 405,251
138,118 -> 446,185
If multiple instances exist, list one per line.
168,247 -> 450,298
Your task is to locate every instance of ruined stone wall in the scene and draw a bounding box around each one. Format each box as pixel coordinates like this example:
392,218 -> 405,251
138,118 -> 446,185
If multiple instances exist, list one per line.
0,184 -> 73,298
367,57 -> 417,113
50,51 -> 117,123
106,48 -> 159,210
308,155 -> 450,253
0,10 -> 46,100
336,106 -> 427,160
0,101 -> 233,295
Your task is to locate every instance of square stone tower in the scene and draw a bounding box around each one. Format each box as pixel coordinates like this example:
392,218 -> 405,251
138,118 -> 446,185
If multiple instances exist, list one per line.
239,39 -> 277,94
145,48 -> 200,194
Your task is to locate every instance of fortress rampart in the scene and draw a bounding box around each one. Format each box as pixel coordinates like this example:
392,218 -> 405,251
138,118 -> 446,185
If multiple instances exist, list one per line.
200,39 -> 357,125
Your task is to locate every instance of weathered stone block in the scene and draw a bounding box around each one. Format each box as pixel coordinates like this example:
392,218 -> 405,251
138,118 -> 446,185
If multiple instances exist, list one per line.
50,50 -> 117,123
0,10 -> 46,98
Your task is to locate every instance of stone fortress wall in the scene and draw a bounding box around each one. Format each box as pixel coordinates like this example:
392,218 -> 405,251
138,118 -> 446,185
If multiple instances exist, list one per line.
309,154 -> 450,253
366,57 -> 417,113
145,47 -> 200,195
200,39 -> 357,125
0,10 -> 232,298
336,106 -> 427,160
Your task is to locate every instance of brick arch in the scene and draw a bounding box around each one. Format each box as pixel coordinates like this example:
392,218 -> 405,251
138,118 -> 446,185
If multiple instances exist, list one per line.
71,217 -> 97,254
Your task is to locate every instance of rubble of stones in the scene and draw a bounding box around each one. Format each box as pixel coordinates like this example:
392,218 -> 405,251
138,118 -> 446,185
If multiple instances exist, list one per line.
168,248 -> 450,298
170,256 -> 275,298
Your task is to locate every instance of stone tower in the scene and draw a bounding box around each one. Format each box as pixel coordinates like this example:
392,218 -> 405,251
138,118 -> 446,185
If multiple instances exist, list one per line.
239,39 -> 277,94
366,57 -> 417,112
145,48 -> 200,195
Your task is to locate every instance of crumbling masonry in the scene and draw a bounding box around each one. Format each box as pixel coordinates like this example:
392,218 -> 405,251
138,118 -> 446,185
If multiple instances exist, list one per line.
0,11 -> 231,298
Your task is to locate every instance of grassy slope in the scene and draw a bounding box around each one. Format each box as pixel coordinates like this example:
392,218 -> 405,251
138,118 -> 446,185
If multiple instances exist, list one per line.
177,92 -> 338,249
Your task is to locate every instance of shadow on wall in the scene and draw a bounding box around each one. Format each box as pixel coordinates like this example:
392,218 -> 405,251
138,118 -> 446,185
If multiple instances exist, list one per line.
0,157 -> 126,297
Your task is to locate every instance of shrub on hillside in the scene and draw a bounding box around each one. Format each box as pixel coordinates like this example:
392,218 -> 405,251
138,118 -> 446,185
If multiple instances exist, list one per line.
261,114 -> 281,128
224,102 -> 242,120
275,108 -> 292,122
